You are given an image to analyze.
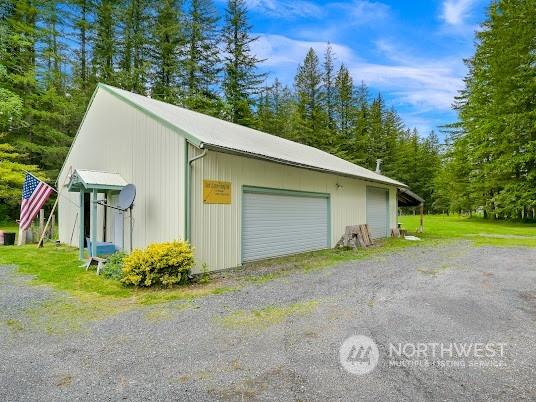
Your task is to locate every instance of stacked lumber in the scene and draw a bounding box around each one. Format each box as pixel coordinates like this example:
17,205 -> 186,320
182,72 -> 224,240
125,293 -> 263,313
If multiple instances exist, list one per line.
335,224 -> 374,249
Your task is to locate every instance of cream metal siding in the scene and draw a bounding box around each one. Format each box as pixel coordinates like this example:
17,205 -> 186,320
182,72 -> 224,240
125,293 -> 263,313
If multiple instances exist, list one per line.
366,186 -> 389,238
190,148 -> 397,272
57,88 -> 186,249
242,189 -> 329,262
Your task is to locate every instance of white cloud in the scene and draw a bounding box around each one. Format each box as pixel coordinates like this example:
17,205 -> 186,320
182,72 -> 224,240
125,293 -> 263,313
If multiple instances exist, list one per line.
398,112 -> 436,135
252,34 -> 354,67
352,40 -> 464,110
292,1 -> 390,41
441,0 -> 475,25
350,64 -> 462,109
244,0 -> 389,21
330,0 -> 390,24
253,34 -> 465,119
244,0 -> 322,19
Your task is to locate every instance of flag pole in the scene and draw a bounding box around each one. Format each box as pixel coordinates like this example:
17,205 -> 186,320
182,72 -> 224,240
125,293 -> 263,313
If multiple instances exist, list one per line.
37,167 -> 71,248
37,196 -> 59,248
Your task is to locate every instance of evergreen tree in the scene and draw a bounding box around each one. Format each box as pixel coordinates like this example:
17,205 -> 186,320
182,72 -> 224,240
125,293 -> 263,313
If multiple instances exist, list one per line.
151,0 -> 182,102
222,0 -> 264,126
92,0 -> 116,83
182,0 -> 220,113
351,81 -> 370,164
448,0 -> 536,218
334,64 -> 354,137
69,0 -> 93,91
255,79 -> 294,138
365,93 -> 385,170
1,0 -> 72,177
418,130 -> 441,208
41,1 -> 66,91
118,0 -> 151,93
0,0 -> 456,217
66,0 -> 95,139
380,107 -> 404,177
322,43 -> 336,130
294,48 -> 326,147
433,130 -> 474,214
0,22 -> 44,218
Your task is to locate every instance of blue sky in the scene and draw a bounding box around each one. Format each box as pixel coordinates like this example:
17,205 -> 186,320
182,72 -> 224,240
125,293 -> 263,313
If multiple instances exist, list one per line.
216,0 -> 491,136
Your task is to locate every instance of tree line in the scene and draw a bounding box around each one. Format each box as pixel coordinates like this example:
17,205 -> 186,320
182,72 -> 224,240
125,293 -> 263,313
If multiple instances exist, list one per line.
6,1 -> 530,222
433,0 -> 535,220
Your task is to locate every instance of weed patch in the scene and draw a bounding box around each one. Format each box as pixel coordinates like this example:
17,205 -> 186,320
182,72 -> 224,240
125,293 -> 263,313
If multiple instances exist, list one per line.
5,319 -> 24,332
218,300 -> 319,330
23,296 -> 129,335
135,285 -> 239,305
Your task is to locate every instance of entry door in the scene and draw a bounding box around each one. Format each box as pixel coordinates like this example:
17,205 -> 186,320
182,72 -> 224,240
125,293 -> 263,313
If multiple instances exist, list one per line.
242,188 -> 329,262
366,186 -> 389,239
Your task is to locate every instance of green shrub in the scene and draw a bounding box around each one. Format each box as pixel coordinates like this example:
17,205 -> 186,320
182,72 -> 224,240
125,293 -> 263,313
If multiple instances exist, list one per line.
102,251 -> 127,280
121,241 -> 194,287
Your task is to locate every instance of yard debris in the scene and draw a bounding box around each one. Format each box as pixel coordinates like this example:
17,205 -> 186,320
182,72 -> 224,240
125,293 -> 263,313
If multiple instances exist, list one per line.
404,235 -> 421,241
335,225 -> 374,249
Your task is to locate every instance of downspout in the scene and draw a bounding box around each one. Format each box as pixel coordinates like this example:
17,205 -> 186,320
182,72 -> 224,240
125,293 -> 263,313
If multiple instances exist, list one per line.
184,140 -> 207,242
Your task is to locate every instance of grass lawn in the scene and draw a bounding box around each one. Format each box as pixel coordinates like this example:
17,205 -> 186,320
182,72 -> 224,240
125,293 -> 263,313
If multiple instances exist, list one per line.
0,237 -> 418,302
0,240 -> 238,306
399,214 -> 536,247
1,215 -> 534,312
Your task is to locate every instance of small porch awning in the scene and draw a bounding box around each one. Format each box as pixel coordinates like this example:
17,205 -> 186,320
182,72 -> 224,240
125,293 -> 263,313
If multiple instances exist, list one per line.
67,169 -> 128,260
398,187 -> 424,207
68,169 -> 127,192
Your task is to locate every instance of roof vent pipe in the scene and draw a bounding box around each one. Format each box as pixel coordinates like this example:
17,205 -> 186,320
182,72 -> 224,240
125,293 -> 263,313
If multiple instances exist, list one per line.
375,159 -> 383,174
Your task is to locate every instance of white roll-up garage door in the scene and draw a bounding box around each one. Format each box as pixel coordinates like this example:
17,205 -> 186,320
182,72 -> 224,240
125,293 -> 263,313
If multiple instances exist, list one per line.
366,186 -> 389,239
242,187 -> 330,262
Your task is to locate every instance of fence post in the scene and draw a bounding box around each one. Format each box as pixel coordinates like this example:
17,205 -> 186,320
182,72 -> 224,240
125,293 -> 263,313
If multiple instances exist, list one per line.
17,227 -> 26,245
50,214 -> 55,239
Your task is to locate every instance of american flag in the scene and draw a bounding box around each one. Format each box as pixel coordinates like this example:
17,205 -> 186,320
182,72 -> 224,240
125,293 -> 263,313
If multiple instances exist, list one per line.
19,173 -> 54,231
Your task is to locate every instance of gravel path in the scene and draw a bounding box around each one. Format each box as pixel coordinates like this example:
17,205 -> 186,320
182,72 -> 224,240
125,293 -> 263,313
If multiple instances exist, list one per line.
1,242 -> 536,401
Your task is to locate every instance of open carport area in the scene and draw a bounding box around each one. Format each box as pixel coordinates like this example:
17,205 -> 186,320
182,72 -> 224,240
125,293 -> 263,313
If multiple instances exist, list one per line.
1,240 -> 536,401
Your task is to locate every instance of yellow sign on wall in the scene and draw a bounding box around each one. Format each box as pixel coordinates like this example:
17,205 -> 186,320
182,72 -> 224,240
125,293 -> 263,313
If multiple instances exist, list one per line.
203,180 -> 232,204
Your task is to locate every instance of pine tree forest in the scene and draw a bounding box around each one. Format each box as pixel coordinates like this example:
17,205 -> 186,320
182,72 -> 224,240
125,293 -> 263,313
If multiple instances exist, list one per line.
0,0 -> 534,221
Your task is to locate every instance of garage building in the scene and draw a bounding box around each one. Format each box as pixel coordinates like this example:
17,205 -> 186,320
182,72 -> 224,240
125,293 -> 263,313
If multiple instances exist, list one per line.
57,84 -> 414,272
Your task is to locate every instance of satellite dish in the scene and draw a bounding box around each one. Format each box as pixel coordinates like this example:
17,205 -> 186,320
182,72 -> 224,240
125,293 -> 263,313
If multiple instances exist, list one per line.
118,184 -> 136,210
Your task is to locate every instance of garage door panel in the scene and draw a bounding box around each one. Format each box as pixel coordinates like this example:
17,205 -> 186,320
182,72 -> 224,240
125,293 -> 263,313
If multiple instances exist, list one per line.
366,187 -> 389,239
242,191 -> 329,262
243,220 -> 327,232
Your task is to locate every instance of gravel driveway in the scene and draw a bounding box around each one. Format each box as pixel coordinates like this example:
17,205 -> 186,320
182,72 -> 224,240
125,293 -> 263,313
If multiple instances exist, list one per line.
1,241 -> 536,401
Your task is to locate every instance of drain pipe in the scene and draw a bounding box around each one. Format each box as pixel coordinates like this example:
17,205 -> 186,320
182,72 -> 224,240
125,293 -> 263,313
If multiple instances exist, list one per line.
185,141 -> 207,242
